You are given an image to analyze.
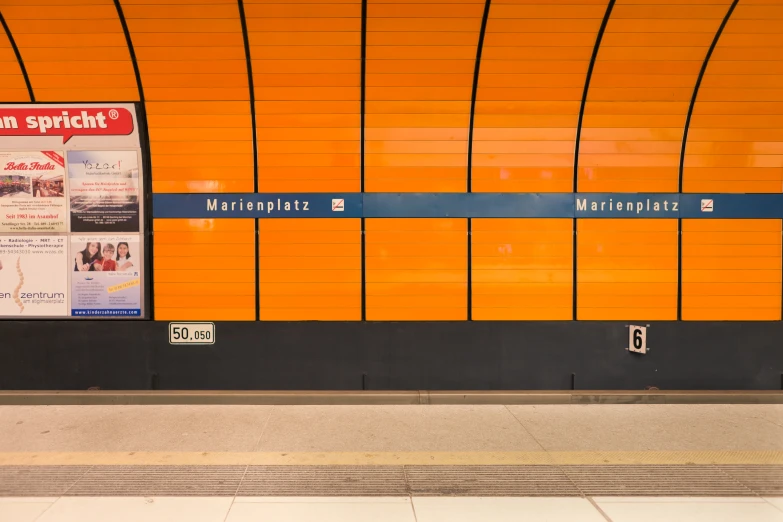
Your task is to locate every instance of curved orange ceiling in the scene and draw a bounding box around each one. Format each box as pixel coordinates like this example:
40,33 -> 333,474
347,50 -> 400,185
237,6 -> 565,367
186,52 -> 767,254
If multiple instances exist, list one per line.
0,0 -> 779,196
683,0 -> 783,193
2,0 -> 138,102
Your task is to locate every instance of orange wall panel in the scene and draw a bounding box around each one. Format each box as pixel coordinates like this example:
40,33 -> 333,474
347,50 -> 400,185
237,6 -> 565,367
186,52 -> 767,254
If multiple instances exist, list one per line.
577,219 -> 678,320
473,0 -> 607,192
365,0 -> 484,192
682,219 -> 782,320
0,26 -> 30,102
683,2 -> 783,193
245,0 -> 362,193
153,218 -> 256,321
121,0 -> 254,194
472,219 -> 572,320
366,218 -> 467,320
578,0 -> 732,192
258,218 -> 361,320
2,0 -> 139,102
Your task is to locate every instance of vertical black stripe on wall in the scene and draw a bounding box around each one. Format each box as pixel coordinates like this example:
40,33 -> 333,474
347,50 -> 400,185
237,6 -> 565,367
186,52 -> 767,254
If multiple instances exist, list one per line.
677,0 -> 738,321
572,218 -> 578,320
360,0 -> 367,321
572,0 -> 616,321
114,0 -> 154,319
237,0 -> 260,320
466,0 -> 491,320
677,217 -> 683,320
467,217 -> 472,320
0,12 -> 34,102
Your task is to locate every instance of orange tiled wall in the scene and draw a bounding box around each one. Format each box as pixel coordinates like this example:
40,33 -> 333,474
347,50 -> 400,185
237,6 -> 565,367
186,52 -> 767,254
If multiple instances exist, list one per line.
364,0 -> 485,192
472,0 -> 606,193
153,218 -> 256,321
2,0 -> 138,102
472,219 -> 572,320
245,0 -> 363,320
120,0 -> 256,321
682,219 -> 782,321
0,17 -> 30,102
577,219 -> 679,320
578,0 -> 732,192
246,0 -> 362,193
259,219 -> 362,321
683,1 -> 783,193
0,2 -> 781,323
366,218 -> 467,320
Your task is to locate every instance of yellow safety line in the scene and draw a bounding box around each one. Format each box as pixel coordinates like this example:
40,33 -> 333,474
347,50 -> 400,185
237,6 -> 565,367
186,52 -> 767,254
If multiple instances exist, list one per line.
1,451 -> 782,466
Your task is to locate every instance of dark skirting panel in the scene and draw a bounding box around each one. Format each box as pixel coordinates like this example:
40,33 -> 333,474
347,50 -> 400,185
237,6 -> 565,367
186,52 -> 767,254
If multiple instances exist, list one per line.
0,321 -> 780,391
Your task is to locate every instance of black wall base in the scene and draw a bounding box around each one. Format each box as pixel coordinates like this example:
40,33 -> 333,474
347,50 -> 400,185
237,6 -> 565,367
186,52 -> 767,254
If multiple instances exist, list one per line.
0,321 -> 780,391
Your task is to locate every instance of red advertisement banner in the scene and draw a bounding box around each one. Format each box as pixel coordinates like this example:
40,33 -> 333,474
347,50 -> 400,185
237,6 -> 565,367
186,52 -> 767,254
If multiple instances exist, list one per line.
41,151 -> 65,167
0,108 -> 134,143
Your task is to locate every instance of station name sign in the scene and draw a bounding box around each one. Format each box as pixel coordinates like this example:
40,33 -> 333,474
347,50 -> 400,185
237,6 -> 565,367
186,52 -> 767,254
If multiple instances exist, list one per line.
152,193 -> 783,220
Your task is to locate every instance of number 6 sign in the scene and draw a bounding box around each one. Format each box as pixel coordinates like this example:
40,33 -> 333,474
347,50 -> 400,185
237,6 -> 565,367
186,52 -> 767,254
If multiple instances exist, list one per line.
627,325 -> 648,354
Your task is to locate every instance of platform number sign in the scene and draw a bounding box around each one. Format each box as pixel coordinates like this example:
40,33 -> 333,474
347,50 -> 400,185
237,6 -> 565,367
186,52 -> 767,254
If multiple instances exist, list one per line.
627,325 -> 648,354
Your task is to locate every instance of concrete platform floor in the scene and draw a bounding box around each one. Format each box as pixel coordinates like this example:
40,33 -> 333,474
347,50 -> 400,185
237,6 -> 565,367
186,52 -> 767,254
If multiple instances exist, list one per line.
1,403 -> 782,459
1,404 -> 783,520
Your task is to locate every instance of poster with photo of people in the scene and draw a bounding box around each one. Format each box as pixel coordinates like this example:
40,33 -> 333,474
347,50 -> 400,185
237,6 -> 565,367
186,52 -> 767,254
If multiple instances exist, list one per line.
67,150 -> 140,233
0,151 -> 67,233
0,235 -> 68,317
70,235 -> 141,317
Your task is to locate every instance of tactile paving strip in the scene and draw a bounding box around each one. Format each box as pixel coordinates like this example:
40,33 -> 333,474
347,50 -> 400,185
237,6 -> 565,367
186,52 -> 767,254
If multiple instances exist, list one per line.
1,465 -> 781,497
560,465 -> 755,497
69,466 -> 245,497
0,466 -> 92,496
406,465 -> 579,496
238,466 -> 408,496
718,465 -> 783,496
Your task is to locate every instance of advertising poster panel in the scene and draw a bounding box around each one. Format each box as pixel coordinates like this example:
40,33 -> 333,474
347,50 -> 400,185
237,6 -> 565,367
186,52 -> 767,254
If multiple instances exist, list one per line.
0,151 -> 67,232
67,150 -> 139,232
70,234 -> 141,317
0,235 -> 68,317
0,103 -> 146,319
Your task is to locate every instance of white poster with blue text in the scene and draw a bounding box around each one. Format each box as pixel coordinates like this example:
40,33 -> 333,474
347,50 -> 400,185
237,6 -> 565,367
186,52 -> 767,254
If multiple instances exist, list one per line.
70,234 -> 141,317
67,150 -> 139,233
0,235 -> 68,317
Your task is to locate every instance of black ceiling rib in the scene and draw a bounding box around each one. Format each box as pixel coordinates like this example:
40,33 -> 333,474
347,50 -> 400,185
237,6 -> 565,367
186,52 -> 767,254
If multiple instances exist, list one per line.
113,0 -> 145,103
679,0 -> 739,193
0,11 -> 34,102
467,0 -> 492,194
573,0 -> 616,193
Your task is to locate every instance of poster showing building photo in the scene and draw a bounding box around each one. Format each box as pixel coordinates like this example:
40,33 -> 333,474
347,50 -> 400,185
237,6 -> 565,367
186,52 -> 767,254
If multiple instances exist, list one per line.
0,236 -> 68,317
67,150 -> 139,233
70,235 -> 141,317
0,151 -> 67,232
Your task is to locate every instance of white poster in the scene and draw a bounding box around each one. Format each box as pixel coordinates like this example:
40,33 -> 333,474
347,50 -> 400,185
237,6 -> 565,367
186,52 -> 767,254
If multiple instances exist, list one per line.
70,234 -> 141,317
0,235 -> 68,317
0,151 -> 67,232
67,150 -> 140,233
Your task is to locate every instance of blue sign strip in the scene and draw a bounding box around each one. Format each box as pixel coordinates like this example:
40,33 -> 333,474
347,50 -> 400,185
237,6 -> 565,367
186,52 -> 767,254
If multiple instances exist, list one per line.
152,193 -> 783,220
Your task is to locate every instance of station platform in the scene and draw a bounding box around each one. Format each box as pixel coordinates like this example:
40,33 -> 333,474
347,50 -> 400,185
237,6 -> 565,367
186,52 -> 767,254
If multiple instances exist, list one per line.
1,400 -> 782,521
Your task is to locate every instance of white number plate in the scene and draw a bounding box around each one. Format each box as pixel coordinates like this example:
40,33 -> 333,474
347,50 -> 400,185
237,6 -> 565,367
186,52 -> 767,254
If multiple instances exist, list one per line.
169,322 -> 215,345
